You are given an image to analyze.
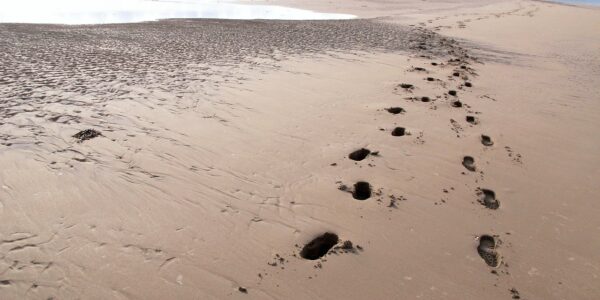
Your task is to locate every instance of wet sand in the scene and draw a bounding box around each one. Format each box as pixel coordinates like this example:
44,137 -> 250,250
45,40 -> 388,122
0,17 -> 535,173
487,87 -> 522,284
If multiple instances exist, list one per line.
1,0 -> 600,299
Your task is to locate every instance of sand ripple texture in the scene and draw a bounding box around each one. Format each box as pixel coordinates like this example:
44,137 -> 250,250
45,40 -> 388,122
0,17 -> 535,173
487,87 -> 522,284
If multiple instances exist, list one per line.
0,19 -> 464,299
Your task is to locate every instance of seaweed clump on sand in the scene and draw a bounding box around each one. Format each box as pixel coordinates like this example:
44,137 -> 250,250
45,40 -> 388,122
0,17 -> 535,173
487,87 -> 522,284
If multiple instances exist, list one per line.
73,129 -> 102,142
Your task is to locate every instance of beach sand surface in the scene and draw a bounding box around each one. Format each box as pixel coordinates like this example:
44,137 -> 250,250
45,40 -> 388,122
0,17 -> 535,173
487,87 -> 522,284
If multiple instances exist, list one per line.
0,0 -> 599,299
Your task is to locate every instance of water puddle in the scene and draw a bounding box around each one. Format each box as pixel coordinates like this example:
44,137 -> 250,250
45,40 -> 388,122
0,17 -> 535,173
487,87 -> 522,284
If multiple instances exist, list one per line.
0,0 -> 355,25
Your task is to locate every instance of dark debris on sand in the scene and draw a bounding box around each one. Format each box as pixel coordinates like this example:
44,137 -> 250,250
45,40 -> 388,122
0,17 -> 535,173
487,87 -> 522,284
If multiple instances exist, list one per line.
72,129 -> 102,142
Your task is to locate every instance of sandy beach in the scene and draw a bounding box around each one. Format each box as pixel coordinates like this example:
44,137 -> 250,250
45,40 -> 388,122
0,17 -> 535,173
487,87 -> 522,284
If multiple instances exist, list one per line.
1,0 -> 599,299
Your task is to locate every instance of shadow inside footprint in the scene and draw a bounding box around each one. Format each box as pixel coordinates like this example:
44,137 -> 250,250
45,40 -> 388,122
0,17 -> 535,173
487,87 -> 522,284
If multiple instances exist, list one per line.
391,127 -> 406,137
466,116 -> 478,124
386,107 -> 405,115
452,100 -> 463,108
462,156 -> 476,172
349,148 -> 371,161
421,96 -> 431,102
353,181 -> 372,200
481,134 -> 494,146
300,232 -> 339,260
477,235 -> 501,267
448,90 -> 457,96
399,83 -> 414,89
479,189 -> 499,209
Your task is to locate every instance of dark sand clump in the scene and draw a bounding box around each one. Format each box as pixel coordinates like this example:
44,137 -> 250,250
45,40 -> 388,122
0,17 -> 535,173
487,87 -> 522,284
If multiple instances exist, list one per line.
73,129 -> 102,142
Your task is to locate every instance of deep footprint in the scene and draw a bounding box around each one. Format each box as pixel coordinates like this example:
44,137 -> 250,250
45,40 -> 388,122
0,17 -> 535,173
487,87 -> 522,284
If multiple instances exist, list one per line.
386,107 -> 405,115
481,134 -> 494,146
466,116 -> 478,124
479,189 -> 500,209
452,100 -> 463,108
353,181 -> 372,200
349,148 -> 371,161
300,232 -> 339,260
391,127 -> 406,137
462,156 -> 476,171
477,235 -> 501,267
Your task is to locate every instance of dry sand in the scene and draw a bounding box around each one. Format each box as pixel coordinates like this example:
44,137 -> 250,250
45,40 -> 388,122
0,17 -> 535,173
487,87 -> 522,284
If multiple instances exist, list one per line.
1,0 -> 599,299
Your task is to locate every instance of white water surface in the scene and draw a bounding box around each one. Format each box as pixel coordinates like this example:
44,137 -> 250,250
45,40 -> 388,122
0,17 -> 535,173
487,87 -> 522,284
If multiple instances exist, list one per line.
0,0 -> 355,24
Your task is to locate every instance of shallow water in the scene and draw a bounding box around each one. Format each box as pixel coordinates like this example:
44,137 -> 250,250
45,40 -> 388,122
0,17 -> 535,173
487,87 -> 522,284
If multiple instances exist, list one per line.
553,0 -> 600,4
0,0 -> 355,25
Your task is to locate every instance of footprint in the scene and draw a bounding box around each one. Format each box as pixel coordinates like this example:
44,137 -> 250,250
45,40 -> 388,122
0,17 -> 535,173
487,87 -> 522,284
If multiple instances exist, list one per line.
477,235 -> 501,267
353,181 -> 372,200
349,148 -> 371,161
481,134 -> 494,146
300,232 -> 339,260
386,107 -> 405,115
479,189 -> 499,209
391,127 -> 406,137
452,100 -> 463,108
462,156 -> 476,171
466,116 -> 478,124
